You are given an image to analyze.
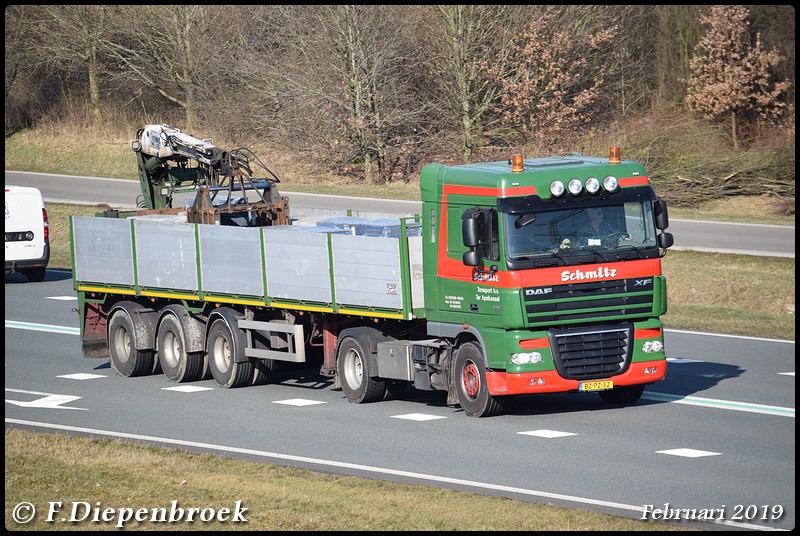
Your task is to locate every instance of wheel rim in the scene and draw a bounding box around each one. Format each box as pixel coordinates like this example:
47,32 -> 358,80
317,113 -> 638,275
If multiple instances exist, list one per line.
461,360 -> 480,399
112,325 -> 131,364
343,348 -> 363,389
162,330 -> 181,368
211,333 -> 231,374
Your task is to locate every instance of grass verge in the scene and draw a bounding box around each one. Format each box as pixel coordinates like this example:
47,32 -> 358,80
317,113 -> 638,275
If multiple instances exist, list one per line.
4,428 -> 689,531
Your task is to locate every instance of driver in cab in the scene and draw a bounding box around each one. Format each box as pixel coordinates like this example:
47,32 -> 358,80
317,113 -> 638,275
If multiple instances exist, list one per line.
577,207 -> 629,248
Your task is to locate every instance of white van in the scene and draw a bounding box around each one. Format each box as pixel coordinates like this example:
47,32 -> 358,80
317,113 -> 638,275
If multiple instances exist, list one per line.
5,185 -> 50,282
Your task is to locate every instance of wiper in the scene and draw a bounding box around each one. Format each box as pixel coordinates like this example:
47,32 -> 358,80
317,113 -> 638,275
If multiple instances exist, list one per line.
613,244 -> 645,260
577,246 -> 612,263
547,249 -> 571,264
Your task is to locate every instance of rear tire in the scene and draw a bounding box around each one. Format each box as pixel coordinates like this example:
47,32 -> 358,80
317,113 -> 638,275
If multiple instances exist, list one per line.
207,317 -> 253,388
157,313 -> 204,383
108,309 -> 155,377
336,335 -> 386,403
454,342 -> 504,417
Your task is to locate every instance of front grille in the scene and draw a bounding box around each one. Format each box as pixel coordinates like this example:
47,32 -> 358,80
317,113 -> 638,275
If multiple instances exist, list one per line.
549,324 -> 632,380
523,277 -> 654,326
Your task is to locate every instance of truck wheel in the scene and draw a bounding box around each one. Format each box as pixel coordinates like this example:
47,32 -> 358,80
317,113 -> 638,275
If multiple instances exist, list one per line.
251,358 -> 277,386
454,342 -> 504,417
108,309 -> 155,377
336,336 -> 386,403
207,317 -> 253,388
598,385 -> 645,404
157,313 -> 204,383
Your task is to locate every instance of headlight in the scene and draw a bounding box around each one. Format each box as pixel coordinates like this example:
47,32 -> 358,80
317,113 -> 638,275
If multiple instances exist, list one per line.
585,177 -> 600,194
568,178 -> 583,195
511,352 -> 543,365
603,175 -> 618,192
549,181 -> 565,197
642,340 -> 664,353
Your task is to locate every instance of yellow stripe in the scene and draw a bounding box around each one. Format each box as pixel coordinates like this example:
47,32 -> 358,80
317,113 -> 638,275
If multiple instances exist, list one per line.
141,290 -> 200,300
269,301 -> 334,313
78,285 -> 136,295
205,296 -> 265,306
337,308 -> 404,319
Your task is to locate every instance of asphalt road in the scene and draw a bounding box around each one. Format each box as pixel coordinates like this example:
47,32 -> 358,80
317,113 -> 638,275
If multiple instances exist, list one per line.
4,170 -> 795,259
5,272 -> 795,531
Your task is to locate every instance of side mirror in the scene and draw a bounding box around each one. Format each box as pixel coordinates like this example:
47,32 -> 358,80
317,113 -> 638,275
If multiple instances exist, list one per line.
462,212 -> 479,247
463,250 -> 480,267
658,232 -> 674,249
655,199 -> 669,230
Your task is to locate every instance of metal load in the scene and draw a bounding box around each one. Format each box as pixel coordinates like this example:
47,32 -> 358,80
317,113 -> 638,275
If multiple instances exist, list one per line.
130,124 -> 289,227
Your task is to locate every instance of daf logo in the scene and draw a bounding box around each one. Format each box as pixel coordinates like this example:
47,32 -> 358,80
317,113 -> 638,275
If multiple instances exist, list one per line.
526,288 -> 553,296
634,278 -> 652,286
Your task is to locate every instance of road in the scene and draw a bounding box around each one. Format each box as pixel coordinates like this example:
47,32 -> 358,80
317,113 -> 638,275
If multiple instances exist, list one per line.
4,170 -> 795,258
5,272 -> 795,531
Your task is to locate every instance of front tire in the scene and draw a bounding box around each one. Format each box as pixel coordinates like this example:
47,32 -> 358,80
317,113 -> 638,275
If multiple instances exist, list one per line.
206,316 -> 253,388
336,335 -> 386,403
454,342 -> 504,417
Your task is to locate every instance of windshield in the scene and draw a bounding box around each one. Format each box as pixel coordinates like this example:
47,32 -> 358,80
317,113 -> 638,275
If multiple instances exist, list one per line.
505,201 -> 658,267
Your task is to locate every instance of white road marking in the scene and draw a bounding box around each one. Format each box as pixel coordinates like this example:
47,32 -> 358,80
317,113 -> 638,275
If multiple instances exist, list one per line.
45,296 -> 78,301
656,448 -> 722,458
273,398 -> 327,406
5,389 -> 86,410
57,373 -> 106,380
162,385 -> 215,393
518,429 -> 577,438
391,413 -> 447,421
5,320 -> 80,335
643,392 -> 794,417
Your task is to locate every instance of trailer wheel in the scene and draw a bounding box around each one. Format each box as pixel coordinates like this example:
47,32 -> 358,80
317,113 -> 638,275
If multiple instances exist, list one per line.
598,385 -> 645,404
157,313 -> 204,383
207,317 -> 253,388
108,309 -> 155,377
337,336 -> 386,403
454,342 -> 504,417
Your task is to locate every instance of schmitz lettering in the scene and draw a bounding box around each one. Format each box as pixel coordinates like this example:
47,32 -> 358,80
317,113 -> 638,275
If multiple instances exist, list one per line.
560,266 -> 617,282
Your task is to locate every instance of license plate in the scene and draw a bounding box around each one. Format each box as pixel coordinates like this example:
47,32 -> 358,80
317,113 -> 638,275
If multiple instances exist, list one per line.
579,380 -> 613,392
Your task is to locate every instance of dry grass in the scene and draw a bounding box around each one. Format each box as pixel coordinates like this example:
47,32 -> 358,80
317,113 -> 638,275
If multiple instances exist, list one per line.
662,250 -> 795,339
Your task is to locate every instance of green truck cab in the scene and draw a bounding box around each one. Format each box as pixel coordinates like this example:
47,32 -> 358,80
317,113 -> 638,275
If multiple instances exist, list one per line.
417,150 -> 673,415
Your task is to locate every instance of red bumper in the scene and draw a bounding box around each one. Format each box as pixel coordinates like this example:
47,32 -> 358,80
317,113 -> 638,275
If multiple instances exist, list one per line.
485,360 -> 667,396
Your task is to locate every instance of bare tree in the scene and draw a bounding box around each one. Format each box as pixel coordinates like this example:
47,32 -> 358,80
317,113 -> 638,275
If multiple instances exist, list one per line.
419,5 -> 519,162
486,6 -> 616,149
247,5 -> 425,183
685,5 -> 791,150
5,5 -> 111,124
101,5 -> 230,130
